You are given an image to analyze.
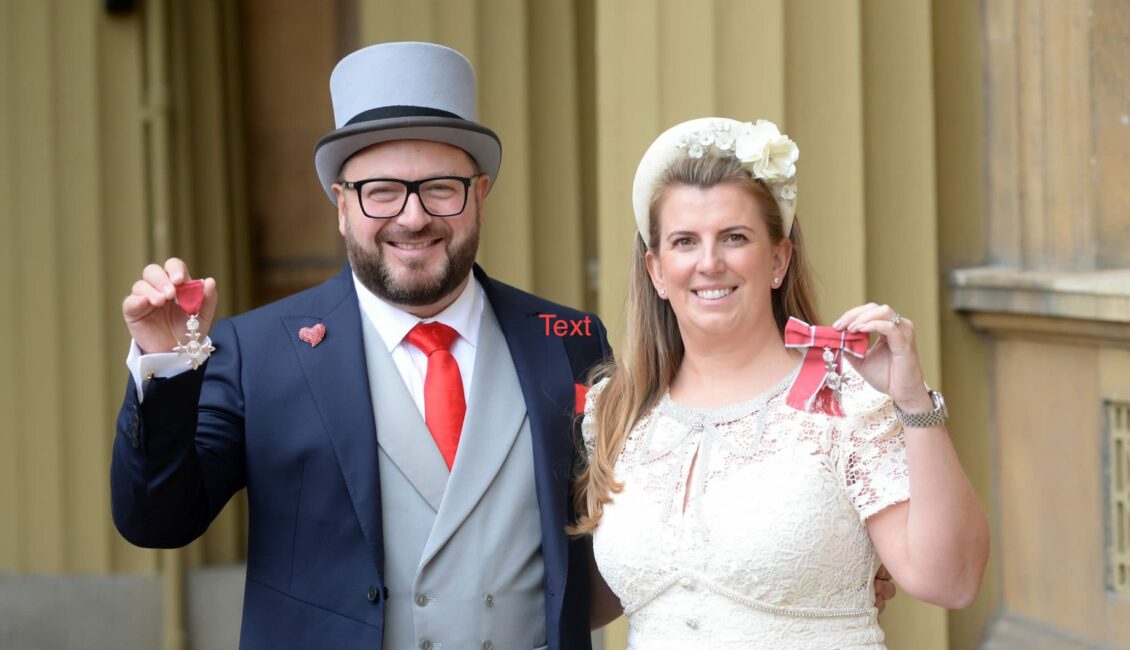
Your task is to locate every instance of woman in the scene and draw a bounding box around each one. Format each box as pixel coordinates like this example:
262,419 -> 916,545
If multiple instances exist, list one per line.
572,117 -> 988,648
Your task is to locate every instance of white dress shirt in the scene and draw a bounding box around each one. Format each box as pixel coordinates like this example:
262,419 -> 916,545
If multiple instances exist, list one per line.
352,273 -> 482,420
126,273 -> 485,418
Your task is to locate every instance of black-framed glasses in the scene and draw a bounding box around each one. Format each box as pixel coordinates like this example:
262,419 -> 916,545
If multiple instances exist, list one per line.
341,175 -> 480,219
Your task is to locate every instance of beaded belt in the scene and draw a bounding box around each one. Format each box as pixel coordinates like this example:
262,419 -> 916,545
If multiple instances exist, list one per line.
622,571 -> 874,620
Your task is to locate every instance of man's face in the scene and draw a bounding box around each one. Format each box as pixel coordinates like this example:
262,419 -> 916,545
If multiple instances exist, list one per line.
332,140 -> 490,317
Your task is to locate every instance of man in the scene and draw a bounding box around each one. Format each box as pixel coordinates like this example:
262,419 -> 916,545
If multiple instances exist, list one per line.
113,42 -> 607,649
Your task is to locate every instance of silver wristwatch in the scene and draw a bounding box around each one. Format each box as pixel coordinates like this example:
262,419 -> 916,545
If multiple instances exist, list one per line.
894,389 -> 948,428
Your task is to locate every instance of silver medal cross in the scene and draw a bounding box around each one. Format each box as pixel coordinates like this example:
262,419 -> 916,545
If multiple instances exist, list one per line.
822,346 -> 842,393
173,314 -> 215,370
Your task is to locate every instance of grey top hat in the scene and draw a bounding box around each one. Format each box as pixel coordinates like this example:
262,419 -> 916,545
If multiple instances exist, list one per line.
314,42 -> 502,204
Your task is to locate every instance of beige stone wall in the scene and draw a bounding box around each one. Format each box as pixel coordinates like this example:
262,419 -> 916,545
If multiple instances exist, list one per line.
954,0 -> 1130,647
0,2 -> 251,647
932,0 -> 997,648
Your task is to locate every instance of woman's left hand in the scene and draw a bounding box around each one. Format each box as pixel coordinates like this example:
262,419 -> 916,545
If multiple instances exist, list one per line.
834,303 -> 933,412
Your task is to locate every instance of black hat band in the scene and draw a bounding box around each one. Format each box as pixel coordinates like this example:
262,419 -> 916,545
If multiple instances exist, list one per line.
346,105 -> 463,126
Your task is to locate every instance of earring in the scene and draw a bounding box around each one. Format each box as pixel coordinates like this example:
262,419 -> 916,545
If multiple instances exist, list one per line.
772,277 -> 780,286
659,288 -> 667,297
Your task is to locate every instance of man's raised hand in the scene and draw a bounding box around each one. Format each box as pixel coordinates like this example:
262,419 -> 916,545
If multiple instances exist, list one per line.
122,258 -> 218,354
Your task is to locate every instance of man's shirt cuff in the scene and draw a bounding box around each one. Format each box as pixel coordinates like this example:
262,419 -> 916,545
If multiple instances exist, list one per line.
125,338 -> 212,402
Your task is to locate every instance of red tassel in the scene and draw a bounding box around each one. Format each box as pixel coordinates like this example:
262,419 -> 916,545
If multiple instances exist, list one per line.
783,317 -> 868,418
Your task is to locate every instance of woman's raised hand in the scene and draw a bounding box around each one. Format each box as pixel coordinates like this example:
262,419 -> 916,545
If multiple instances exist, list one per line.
833,303 -> 932,412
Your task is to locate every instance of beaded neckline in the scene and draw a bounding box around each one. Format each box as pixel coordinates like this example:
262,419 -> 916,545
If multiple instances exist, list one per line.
659,362 -> 802,426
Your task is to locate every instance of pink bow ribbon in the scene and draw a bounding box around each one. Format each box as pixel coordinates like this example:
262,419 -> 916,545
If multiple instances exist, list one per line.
783,317 -> 869,417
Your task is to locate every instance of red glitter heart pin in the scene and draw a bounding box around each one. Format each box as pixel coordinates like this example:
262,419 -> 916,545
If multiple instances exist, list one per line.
298,323 -> 326,347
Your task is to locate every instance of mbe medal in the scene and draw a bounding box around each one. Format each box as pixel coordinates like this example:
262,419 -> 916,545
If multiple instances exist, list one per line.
172,279 -> 214,370
783,317 -> 869,417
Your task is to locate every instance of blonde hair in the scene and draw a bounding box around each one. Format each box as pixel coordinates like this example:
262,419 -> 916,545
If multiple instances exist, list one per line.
569,152 -> 820,535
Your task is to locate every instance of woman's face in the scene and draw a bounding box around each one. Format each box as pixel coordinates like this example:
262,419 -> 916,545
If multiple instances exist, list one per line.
645,182 -> 791,341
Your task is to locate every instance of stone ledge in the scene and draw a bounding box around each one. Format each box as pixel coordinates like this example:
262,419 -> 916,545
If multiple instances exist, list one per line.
0,564 -> 246,650
951,267 -> 1130,323
0,572 -> 162,650
951,267 -> 1130,345
982,612 -> 1122,650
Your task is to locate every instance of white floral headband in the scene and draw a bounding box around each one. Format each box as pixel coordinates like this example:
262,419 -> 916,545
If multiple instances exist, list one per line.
631,117 -> 799,248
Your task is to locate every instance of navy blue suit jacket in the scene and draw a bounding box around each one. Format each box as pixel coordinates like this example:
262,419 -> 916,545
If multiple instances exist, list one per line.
111,264 -> 611,649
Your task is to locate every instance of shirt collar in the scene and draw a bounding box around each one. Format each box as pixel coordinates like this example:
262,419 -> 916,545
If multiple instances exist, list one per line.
352,271 -> 483,353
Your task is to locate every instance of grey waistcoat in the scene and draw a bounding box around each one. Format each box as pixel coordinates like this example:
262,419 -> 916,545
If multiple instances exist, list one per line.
361,302 -> 547,650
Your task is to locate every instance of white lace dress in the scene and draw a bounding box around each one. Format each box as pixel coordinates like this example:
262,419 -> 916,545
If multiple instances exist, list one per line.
585,364 -> 909,649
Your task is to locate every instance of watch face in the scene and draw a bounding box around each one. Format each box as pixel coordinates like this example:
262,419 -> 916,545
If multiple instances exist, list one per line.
931,390 -> 948,417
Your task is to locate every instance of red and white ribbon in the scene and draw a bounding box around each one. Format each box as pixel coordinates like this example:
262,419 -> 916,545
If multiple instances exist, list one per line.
176,279 -> 204,316
173,279 -> 213,369
783,317 -> 868,417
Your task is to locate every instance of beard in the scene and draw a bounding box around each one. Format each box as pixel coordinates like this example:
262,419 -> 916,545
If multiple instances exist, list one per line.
343,213 -> 480,307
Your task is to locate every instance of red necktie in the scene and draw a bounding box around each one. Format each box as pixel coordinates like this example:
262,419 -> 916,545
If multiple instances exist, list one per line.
405,322 -> 466,469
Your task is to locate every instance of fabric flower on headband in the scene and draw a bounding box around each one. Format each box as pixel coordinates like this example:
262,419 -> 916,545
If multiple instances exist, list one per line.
632,117 -> 799,248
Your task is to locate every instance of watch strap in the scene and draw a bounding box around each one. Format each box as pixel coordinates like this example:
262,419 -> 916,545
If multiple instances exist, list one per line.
894,389 -> 947,428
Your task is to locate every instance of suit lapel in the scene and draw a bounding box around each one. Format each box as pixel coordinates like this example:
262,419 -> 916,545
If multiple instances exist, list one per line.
282,267 -> 384,571
421,302 -> 527,564
473,267 -> 576,604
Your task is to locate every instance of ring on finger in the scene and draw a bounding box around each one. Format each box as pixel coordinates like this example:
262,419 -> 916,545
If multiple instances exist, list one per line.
890,312 -> 901,326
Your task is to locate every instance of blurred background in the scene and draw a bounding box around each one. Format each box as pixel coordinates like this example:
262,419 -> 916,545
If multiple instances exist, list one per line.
2,0 -> 1128,648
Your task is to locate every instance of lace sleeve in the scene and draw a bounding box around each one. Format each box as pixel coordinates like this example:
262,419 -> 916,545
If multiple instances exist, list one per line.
834,367 -> 910,522
581,378 -> 611,461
